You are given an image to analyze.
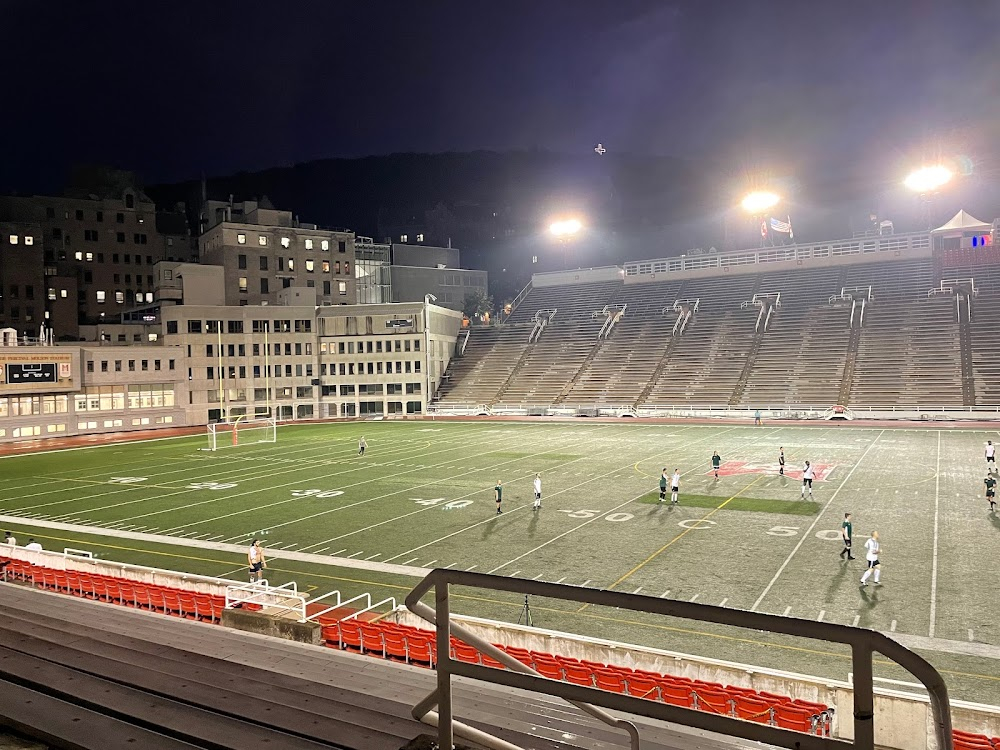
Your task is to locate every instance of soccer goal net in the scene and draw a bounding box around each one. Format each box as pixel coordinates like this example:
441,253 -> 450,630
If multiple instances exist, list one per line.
205,416 -> 278,451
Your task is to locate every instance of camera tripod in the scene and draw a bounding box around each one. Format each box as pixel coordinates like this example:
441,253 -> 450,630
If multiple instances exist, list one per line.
517,594 -> 533,626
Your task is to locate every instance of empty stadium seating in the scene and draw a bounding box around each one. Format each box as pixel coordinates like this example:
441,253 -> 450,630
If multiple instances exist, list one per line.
435,253 -> 996,411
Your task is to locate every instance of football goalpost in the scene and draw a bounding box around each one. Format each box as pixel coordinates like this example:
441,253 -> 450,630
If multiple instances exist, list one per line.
204,415 -> 278,452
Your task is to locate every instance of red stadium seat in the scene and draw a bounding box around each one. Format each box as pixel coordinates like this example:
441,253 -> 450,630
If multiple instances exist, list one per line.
624,675 -> 660,700
450,641 -> 481,665
562,663 -> 594,687
773,704 -> 815,733
338,620 -> 363,652
659,682 -> 695,708
533,661 -> 564,680
405,637 -> 435,667
593,669 -> 626,693
359,624 -> 385,657
382,631 -> 409,663
733,695 -> 772,723
693,689 -> 732,715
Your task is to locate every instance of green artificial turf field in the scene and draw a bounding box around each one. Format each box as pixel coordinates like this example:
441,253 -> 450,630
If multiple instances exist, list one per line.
2,419 -> 999,704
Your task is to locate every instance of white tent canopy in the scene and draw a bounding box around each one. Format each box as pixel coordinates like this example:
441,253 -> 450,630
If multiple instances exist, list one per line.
933,210 -> 991,233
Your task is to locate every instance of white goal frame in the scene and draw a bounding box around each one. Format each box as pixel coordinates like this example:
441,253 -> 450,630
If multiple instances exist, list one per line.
204,415 -> 277,451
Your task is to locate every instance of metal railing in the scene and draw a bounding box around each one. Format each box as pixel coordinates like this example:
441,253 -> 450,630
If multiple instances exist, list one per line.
405,569 -> 953,750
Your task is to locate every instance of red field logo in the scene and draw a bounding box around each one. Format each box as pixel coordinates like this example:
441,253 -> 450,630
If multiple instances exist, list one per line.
712,461 -> 836,481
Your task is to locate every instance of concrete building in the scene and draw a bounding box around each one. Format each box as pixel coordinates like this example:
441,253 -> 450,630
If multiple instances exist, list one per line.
198,199 -> 356,307
388,243 -> 488,311
160,301 -> 462,425
0,342 -> 188,441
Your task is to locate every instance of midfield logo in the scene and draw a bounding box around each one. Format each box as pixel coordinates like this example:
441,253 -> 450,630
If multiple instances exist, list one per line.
711,461 -> 836,481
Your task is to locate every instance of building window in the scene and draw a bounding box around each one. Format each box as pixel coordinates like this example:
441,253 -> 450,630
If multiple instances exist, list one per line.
115,291 -> 124,304
258,235 -> 267,246
323,281 -> 331,294
259,255 -> 268,270
400,234 -> 408,242
335,261 -> 340,274
322,260 -> 330,273
25,235 -> 34,245
260,278 -> 269,294
239,277 -> 248,293
237,233 -> 246,245
84,229 -> 98,241
8,235 -> 18,245
305,259 -> 315,272
321,240 -> 329,251
187,319 -> 202,333
304,239 -> 313,250
125,194 -> 135,208
74,251 -> 83,260
416,233 -> 424,242
280,237 -> 290,248
344,261 -> 350,274
238,254 -> 247,269
96,290 -> 106,303
134,233 -> 147,244
116,212 -> 124,223
338,240 -> 346,253
288,258 -> 294,271
338,281 -> 347,295
60,289 -> 68,298
75,209 -> 84,220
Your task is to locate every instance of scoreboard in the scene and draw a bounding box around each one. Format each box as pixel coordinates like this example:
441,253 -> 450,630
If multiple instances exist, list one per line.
5,363 -> 58,383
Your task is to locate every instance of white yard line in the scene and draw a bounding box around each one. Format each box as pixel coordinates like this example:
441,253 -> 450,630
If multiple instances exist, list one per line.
751,429 -> 885,612
929,431 -> 941,638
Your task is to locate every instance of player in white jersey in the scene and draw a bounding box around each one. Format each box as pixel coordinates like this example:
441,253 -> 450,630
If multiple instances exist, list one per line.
801,461 -> 815,498
532,473 -> 542,510
986,441 -> 996,473
859,531 -> 881,586
671,469 -> 681,505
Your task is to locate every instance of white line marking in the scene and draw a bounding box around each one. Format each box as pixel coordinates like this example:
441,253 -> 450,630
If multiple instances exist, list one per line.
752,430 -> 885,611
553,576 -> 564,583
346,551 -> 364,559
509,571 -> 520,578
890,620 -> 897,632
467,565 -> 478,572
531,573 -> 544,580
582,579 -> 593,587
315,547 -> 329,555
783,606 -> 792,616
817,610 -> 826,622
632,587 -> 643,594
929,431 -> 941,638
852,615 -> 861,627
689,593 -> 700,602
364,552 -> 381,560
401,557 -> 418,565
333,549 -> 347,556
660,590 -> 671,598
719,598 -> 728,607
425,560 -> 437,567
444,562 -> 457,569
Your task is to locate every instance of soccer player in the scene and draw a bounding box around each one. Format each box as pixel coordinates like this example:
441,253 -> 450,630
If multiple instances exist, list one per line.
671,468 -> 681,505
358,436 -> 367,456
859,531 -> 881,587
533,473 -> 542,510
711,451 -> 721,479
248,539 -> 266,584
987,440 -> 996,473
495,480 -> 503,514
985,474 -> 997,513
801,461 -> 815,499
659,469 -> 668,502
778,447 -> 785,475
839,512 -> 854,560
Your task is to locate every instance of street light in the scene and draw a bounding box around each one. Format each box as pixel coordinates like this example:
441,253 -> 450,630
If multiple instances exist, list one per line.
741,191 -> 780,214
904,165 -> 952,193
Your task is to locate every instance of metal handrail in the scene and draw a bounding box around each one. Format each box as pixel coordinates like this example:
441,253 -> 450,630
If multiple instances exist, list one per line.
340,596 -> 397,621
405,569 -> 952,750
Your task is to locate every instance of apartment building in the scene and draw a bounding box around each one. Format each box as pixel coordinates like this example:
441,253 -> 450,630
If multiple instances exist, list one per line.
198,199 -> 356,307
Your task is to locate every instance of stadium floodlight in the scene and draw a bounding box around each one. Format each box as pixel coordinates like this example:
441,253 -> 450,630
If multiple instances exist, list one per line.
549,218 -> 583,237
904,165 -> 952,193
741,191 -> 780,214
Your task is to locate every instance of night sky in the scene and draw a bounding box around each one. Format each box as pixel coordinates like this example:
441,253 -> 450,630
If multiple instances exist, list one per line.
4,0 -> 999,195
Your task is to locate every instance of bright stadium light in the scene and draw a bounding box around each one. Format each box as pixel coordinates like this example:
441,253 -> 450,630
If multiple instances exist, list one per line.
549,218 -> 583,237
741,191 -> 780,214
904,165 -> 953,193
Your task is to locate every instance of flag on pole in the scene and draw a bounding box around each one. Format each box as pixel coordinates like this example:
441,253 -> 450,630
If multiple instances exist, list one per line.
760,220 -> 768,238
770,217 -> 792,234
787,214 -> 794,241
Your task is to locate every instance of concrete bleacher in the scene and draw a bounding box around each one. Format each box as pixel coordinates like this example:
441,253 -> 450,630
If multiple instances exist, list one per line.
435,326 -> 530,406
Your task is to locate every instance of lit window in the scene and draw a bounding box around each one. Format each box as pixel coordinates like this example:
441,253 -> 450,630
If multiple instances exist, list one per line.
148,333 -> 158,342
416,233 -> 424,242
145,292 -> 153,302
305,259 -> 315,272
288,259 -> 294,271
96,291 -> 106,303
8,235 -> 17,245
237,233 -> 246,244
74,251 -> 83,260
304,238 -> 313,249
25,236 -> 33,246
47,288 -> 56,300
135,292 -> 143,303
322,260 -> 330,272
280,237 -> 290,248
321,240 -> 329,251
400,234 -> 408,242
239,277 -> 248,292
258,235 -> 267,246
115,291 -> 124,303
338,281 -> 347,295
85,252 -> 93,262
532,255 -> 538,263
60,289 -> 68,298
